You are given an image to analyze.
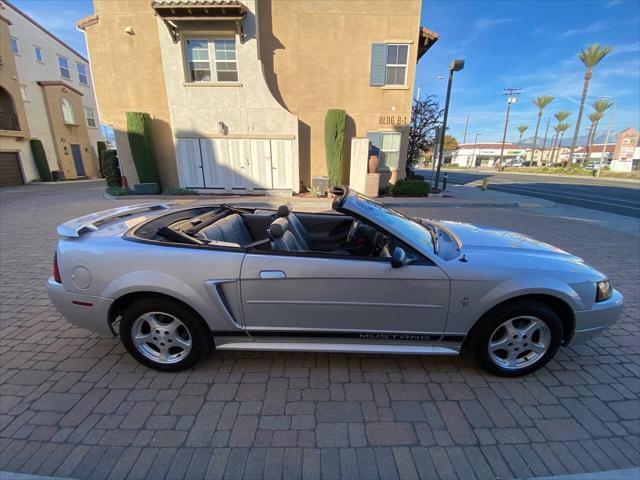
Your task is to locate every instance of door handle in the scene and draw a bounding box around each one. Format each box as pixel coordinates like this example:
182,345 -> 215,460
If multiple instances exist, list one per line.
259,270 -> 286,279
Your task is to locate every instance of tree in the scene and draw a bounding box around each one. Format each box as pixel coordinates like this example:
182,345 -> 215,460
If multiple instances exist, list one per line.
551,111 -> 572,164
516,125 -> 529,143
585,98 -> 614,162
324,109 -> 346,188
554,122 -> 571,164
443,135 -> 459,153
126,112 -> 160,185
530,95 -> 555,160
406,95 -> 443,176
568,44 -> 613,164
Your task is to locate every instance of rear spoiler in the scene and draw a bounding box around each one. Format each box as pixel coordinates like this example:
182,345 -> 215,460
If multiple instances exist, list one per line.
57,203 -> 172,238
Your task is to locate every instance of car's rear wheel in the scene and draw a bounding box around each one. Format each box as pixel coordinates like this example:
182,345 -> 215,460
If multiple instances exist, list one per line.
120,297 -> 212,371
469,301 -> 563,377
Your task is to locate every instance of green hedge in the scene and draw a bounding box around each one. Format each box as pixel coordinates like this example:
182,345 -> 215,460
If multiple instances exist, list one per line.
100,149 -> 121,188
97,141 -> 107,177
30,139 -> 51,181
126,112 -> 160,185
324,109 -> 346,188
391,179 -> 431,197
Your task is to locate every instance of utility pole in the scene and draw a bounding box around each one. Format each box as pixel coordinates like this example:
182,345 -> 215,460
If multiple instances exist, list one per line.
540,118 -> 550,165
498,88 -> 521,166
596,99 -> 616,178
471,133 -> 480,168
462,113 -> 470,144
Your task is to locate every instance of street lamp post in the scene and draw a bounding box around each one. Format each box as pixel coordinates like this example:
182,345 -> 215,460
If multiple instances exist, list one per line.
471,133 -> 480,168
498,88 -> 521,167
434,59 -> 464,192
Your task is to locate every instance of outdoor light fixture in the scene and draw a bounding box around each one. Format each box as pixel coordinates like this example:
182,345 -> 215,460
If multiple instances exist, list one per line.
434,59 -> 465,192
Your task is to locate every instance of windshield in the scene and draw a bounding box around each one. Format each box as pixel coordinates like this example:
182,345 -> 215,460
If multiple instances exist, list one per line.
347,192 -> 436,252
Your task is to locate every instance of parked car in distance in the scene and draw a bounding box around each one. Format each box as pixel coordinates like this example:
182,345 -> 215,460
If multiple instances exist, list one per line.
48,186 -> 623,376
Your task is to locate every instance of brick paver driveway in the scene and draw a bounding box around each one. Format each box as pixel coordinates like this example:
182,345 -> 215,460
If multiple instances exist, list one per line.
1,182 -> 638,479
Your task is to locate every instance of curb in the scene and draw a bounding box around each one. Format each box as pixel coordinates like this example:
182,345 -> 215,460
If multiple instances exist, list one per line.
443,168 -> 640,184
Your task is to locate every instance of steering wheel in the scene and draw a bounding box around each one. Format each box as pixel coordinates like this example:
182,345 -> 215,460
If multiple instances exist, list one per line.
346,219 -> 360,242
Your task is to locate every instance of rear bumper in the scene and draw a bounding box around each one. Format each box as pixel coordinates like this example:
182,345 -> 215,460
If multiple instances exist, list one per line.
47,278 -> 115,336
569,289 -> 624,345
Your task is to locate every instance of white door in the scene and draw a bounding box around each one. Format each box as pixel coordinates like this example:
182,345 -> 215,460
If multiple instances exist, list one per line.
200,138 -> 228,189
176,138 -> 204,188
249,139 -> 273,189
227,139 -> 251,189
270,139 -> 293,189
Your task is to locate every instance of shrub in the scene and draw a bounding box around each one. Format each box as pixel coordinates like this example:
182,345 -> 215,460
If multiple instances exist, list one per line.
390,179 -> 430,197
100,149 -> 121,188
106,186 -> 133,196
30,139 -> 51,181
408,173 -> 425,180
324,109 -> 346,188
126,112 -> 160,186
97,141 -> 107,177
163,186 -> 198,196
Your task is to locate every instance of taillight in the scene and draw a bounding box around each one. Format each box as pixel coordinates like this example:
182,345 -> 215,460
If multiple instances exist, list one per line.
53,253 -> 62,283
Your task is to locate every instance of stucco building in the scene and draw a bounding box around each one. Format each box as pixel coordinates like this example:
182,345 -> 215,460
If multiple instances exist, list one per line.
0,0 -> 103,186
78,0 -> 437,193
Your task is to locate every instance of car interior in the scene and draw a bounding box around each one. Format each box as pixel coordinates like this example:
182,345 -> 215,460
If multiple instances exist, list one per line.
158,204 -> 396,258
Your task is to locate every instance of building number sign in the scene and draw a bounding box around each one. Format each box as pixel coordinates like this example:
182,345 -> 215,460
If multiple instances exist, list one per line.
379,115 -> 408,126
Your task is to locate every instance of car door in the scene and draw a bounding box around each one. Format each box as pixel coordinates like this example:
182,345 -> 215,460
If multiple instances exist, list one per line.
239,252 -> 450,337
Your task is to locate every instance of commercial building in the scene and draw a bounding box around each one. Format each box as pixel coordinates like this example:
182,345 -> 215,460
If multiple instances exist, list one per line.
0,1 -> 103,186
445,143 -> 525,167
78,0 -> 437,193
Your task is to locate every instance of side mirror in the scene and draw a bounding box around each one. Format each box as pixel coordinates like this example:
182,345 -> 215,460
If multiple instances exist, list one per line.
391,247 -> 411,268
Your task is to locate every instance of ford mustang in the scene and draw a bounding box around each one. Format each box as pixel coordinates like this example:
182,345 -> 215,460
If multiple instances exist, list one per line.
47,186 -> 623,376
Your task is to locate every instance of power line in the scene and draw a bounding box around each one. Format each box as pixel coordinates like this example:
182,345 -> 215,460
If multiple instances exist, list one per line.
498,88 -> 522,166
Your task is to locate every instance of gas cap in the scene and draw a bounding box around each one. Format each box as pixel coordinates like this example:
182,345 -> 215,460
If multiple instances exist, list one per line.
71,266 -> 91,289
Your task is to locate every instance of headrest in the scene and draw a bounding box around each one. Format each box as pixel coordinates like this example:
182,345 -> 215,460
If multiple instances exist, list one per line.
276,204 -> 291,218
268,217 -> 289,238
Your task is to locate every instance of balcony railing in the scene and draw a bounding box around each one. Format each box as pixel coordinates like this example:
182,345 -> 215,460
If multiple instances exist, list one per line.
0,112 -> 20,131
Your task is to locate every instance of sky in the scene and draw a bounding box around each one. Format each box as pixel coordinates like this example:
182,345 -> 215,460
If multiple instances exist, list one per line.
10,0 -> 640,145
418,0 -> 640,143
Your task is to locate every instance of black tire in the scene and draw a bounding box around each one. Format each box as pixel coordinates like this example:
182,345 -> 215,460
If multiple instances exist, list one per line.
120,297 -> 212,372
468,301 -> 563,377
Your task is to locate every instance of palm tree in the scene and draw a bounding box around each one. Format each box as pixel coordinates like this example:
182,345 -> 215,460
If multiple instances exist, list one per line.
551,111 -> 571,163
568,44 -> 613,163
554,122 -> 571,164
530,95 -> 554,161
585,98 -> 614,162
516,125 -> 528,143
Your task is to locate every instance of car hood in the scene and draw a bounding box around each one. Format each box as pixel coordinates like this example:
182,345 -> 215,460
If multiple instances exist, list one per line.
437,220 -> 582,262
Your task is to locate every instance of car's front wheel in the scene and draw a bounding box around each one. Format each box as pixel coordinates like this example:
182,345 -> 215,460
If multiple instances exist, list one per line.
469,301 -> 563,377
120,297 -> 212,371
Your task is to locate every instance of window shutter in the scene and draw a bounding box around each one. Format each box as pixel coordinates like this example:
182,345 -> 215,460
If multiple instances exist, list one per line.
367,132 -> 381,157
370,43 -> 387,86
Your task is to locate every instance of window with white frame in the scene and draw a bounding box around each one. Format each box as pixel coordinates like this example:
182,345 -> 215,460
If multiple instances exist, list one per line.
11,37 -> 18,54
58,56 -> 71,79
185,38 -> 238,83
34,46 -> 43,62
77,63 -> 88,85
60,98 -> 75,125
385,44 -> 409,85
84,106 -> 96,127
379,132 -> 402,170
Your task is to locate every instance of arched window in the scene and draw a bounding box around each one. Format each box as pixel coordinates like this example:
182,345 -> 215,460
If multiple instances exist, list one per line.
60,97 -> 75,125
0,86 -> 20,131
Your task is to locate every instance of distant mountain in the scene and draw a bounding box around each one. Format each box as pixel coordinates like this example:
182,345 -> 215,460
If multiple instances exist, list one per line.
516,131 -> 620,148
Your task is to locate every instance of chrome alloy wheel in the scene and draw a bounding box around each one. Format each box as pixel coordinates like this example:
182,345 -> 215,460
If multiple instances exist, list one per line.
131,312 -> 192,364
487,316 -> 551,370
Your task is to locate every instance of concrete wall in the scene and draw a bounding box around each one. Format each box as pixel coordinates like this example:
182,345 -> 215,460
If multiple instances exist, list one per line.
0,15 -> 33,180
80,0 -> 177,187
156,0 -> 299,190
2,1 -> 103,178
258,0 -> 421,187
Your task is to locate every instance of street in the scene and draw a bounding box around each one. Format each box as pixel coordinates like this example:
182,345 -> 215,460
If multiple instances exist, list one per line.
0,182 -> 639,479
418,169 -> 640,218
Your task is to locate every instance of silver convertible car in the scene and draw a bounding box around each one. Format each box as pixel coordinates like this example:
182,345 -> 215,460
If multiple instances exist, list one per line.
47,186 -> 623,376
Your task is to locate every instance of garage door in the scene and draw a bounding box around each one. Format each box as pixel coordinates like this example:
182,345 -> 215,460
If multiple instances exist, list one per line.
176,137 -> 293,191
0,152 -> 24,187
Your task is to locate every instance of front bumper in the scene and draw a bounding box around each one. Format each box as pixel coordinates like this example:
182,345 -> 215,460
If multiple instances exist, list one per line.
569,289 -> 624,345
47,278 -> 115,336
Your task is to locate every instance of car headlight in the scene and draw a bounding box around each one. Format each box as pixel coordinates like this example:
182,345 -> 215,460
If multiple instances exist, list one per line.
596,280 -> 612,302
